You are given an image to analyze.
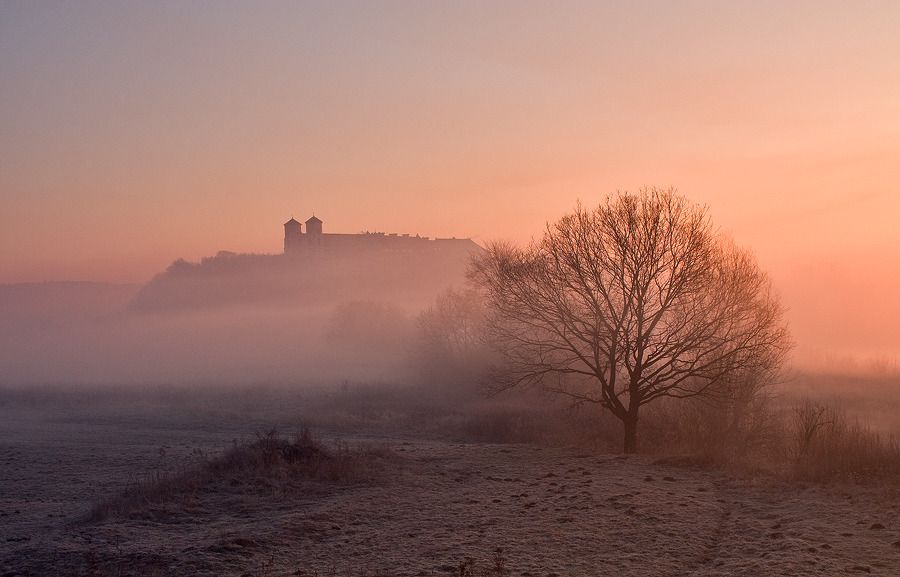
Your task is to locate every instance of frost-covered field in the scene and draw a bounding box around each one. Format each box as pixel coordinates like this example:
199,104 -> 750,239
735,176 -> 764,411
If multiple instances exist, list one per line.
1,394 -> 898,576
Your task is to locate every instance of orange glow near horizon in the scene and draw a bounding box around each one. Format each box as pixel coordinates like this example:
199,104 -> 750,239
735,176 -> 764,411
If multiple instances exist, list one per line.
2,1 -> 900,365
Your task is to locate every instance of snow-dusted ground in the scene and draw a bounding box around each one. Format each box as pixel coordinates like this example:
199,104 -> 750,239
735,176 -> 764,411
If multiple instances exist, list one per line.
1,401 -> 898,576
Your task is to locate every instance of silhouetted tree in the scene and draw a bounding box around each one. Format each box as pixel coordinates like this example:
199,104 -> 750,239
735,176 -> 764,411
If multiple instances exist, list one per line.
470,189 -> 790,453
414,288 -> 490,391
417,288 -> 485,359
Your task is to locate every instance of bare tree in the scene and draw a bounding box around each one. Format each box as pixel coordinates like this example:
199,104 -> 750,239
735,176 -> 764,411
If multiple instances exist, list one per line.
418,288 -> 486,359
469,189 -> 790,453
414,288 -> 490,390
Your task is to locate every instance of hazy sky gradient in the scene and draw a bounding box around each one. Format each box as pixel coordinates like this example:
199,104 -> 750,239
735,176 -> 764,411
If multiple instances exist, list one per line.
2,1 -> 899,362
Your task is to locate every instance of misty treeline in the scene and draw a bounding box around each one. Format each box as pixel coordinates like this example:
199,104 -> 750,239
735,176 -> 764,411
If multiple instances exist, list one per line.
0,283 -> 479,387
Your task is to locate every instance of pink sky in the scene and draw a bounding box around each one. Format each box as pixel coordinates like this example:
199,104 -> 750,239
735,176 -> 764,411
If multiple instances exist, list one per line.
2,1 -> 899,364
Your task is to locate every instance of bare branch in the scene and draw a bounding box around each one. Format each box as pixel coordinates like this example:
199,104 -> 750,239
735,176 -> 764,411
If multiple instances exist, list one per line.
469,188 -> 791,453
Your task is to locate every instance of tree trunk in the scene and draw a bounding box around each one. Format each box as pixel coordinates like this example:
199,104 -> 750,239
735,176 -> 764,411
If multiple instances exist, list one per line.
623,415 -> 638,454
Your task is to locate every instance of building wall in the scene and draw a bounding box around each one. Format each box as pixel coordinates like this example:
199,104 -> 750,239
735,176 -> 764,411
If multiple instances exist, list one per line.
284,226 -> 478,256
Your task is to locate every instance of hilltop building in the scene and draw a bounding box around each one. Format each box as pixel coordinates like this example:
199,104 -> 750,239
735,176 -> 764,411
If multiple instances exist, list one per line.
283,215 -> 479,255
129,214 -> 480,312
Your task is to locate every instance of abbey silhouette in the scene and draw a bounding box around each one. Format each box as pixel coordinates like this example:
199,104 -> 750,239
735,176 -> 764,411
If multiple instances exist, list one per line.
283,215 -> 479,255
128,215 -> 481,312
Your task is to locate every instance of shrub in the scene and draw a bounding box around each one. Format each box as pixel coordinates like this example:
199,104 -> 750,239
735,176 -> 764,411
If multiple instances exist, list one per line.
640,389 -> 782,467
88,428 -> 397,522
788,400 -> 900,483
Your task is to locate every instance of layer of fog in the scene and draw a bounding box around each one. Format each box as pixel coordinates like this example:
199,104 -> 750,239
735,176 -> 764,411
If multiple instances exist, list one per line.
3,281 -> 899,457
0,282 -> 425,386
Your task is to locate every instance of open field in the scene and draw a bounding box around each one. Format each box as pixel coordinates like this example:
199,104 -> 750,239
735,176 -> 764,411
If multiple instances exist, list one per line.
1,386 -> 899,576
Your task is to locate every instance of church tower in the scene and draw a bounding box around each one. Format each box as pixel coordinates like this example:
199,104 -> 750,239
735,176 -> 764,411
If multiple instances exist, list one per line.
305,215 -> 323,236
283,218 -> 302,254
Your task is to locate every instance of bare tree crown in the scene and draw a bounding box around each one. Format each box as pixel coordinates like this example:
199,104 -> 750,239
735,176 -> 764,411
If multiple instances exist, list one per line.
469,188 -> 790,451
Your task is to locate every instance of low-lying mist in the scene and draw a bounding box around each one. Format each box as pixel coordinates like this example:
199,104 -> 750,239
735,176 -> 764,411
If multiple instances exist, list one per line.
2,265 -> 898,448
0,241 -> 480,386
0,282 -> 425,386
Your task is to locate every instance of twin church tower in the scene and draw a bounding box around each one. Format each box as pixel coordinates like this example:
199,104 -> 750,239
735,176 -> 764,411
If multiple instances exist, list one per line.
283,215 -> 322,253
282,214 -> 480,256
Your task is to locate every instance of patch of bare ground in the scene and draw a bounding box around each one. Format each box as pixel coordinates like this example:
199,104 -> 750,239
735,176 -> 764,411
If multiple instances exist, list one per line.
5,435 -> 899,576
2,393 -> 898,577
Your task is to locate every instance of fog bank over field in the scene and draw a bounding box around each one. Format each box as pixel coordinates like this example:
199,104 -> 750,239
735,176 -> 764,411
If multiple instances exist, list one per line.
0,304 -> 406,386
0,285 -> 417,387
3,251 -> 900,386
0,225 -> 488,385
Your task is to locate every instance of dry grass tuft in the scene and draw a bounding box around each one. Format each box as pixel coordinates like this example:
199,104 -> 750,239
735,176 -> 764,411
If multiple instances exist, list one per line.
455,548 -> 510,577
641,392 -> 784,471
87,427 -> 397,522
788,400 -> 900,483
641,395 -> 900,485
